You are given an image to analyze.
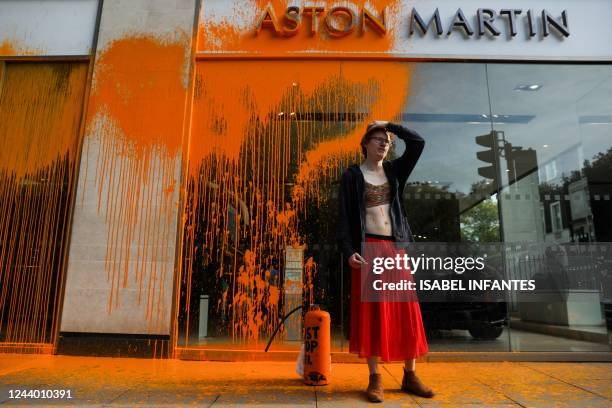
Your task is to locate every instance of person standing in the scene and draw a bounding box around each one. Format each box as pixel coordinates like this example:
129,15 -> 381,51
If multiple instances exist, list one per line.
338,120 -> 434,402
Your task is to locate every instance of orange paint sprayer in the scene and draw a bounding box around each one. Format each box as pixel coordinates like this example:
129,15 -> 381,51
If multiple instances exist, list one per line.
303,304 -> 331,385
264,304 -> 331,385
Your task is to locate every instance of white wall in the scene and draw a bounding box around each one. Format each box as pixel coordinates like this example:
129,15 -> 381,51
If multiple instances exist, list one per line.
0,0 -> 99,56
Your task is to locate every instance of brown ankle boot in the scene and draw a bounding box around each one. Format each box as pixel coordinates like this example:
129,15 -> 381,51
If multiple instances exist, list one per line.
366,373 -> 384,403
401,369 -> 434,398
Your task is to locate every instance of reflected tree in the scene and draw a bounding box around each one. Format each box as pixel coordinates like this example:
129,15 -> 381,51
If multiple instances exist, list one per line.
460,199 -> 500,243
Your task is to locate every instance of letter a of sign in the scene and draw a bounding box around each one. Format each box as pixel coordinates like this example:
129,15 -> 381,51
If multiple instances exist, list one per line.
256,4 -> 282,35
447,8 -> 474,36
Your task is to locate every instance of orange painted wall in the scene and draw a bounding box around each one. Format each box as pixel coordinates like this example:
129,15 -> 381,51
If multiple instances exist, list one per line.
0,0 -> 417,354
0,0 -> 414,355
60,1 -> 197,347
60,34 -> 192,340
86,36 -> 187,320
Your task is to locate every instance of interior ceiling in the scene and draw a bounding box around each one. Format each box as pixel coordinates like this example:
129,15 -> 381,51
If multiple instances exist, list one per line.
401,63 -> 612,193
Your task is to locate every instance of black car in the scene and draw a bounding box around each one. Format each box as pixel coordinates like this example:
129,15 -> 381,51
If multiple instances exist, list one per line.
420,301 -> 507,340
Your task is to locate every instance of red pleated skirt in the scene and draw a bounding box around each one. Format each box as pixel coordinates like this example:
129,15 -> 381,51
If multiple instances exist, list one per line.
349,234 -> 428,361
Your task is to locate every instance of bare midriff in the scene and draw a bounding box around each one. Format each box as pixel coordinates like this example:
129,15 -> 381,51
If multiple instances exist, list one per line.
365,202 -> 392,236
361,165 -> 393,236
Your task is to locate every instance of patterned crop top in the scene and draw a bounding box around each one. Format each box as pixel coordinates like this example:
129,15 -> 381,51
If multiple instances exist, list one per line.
364,181 -> 391,208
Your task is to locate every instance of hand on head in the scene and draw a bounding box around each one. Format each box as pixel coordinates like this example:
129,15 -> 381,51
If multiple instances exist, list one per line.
369,120 -> 389,128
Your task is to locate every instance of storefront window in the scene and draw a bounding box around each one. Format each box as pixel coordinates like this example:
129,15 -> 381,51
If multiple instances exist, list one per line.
177,61 -> 354,350
176,61 -> 611,354
397,63 -> 510,351
488,64 -> 612,352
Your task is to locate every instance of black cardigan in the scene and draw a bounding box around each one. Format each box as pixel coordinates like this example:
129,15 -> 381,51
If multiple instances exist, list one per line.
337,123 -> 425,263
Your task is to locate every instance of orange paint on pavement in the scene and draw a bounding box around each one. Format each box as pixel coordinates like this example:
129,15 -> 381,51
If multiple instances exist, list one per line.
0,354 -> 597,405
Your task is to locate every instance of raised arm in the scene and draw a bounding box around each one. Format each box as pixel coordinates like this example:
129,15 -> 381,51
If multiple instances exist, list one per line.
387,122 -> 425,186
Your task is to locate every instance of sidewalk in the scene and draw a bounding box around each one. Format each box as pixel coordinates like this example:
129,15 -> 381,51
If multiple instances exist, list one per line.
0,354 -> 610,407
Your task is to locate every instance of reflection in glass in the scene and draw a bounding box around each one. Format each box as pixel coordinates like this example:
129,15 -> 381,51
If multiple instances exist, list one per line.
489,64 -> 612,352
400,63 -> 510,350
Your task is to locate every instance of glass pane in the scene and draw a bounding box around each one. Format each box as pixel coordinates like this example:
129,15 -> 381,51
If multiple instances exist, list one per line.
177,61 -> 521,354
399,62 -> 510,351
488,64 -> 612,352
177,61 -> 415,352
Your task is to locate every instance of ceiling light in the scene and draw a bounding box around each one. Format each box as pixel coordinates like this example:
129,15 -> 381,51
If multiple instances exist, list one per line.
579,115 -> 612,125
514,84 -> 542,91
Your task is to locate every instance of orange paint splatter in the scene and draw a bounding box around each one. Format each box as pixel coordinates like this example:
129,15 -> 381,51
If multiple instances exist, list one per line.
90,36 -> 187,153
294,62 -> 412,206
0,62 -> 88,345
176,60 -> 411,348
0,40 -> 16,55
0,39 -> 40,56
85,35 -> 190,333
